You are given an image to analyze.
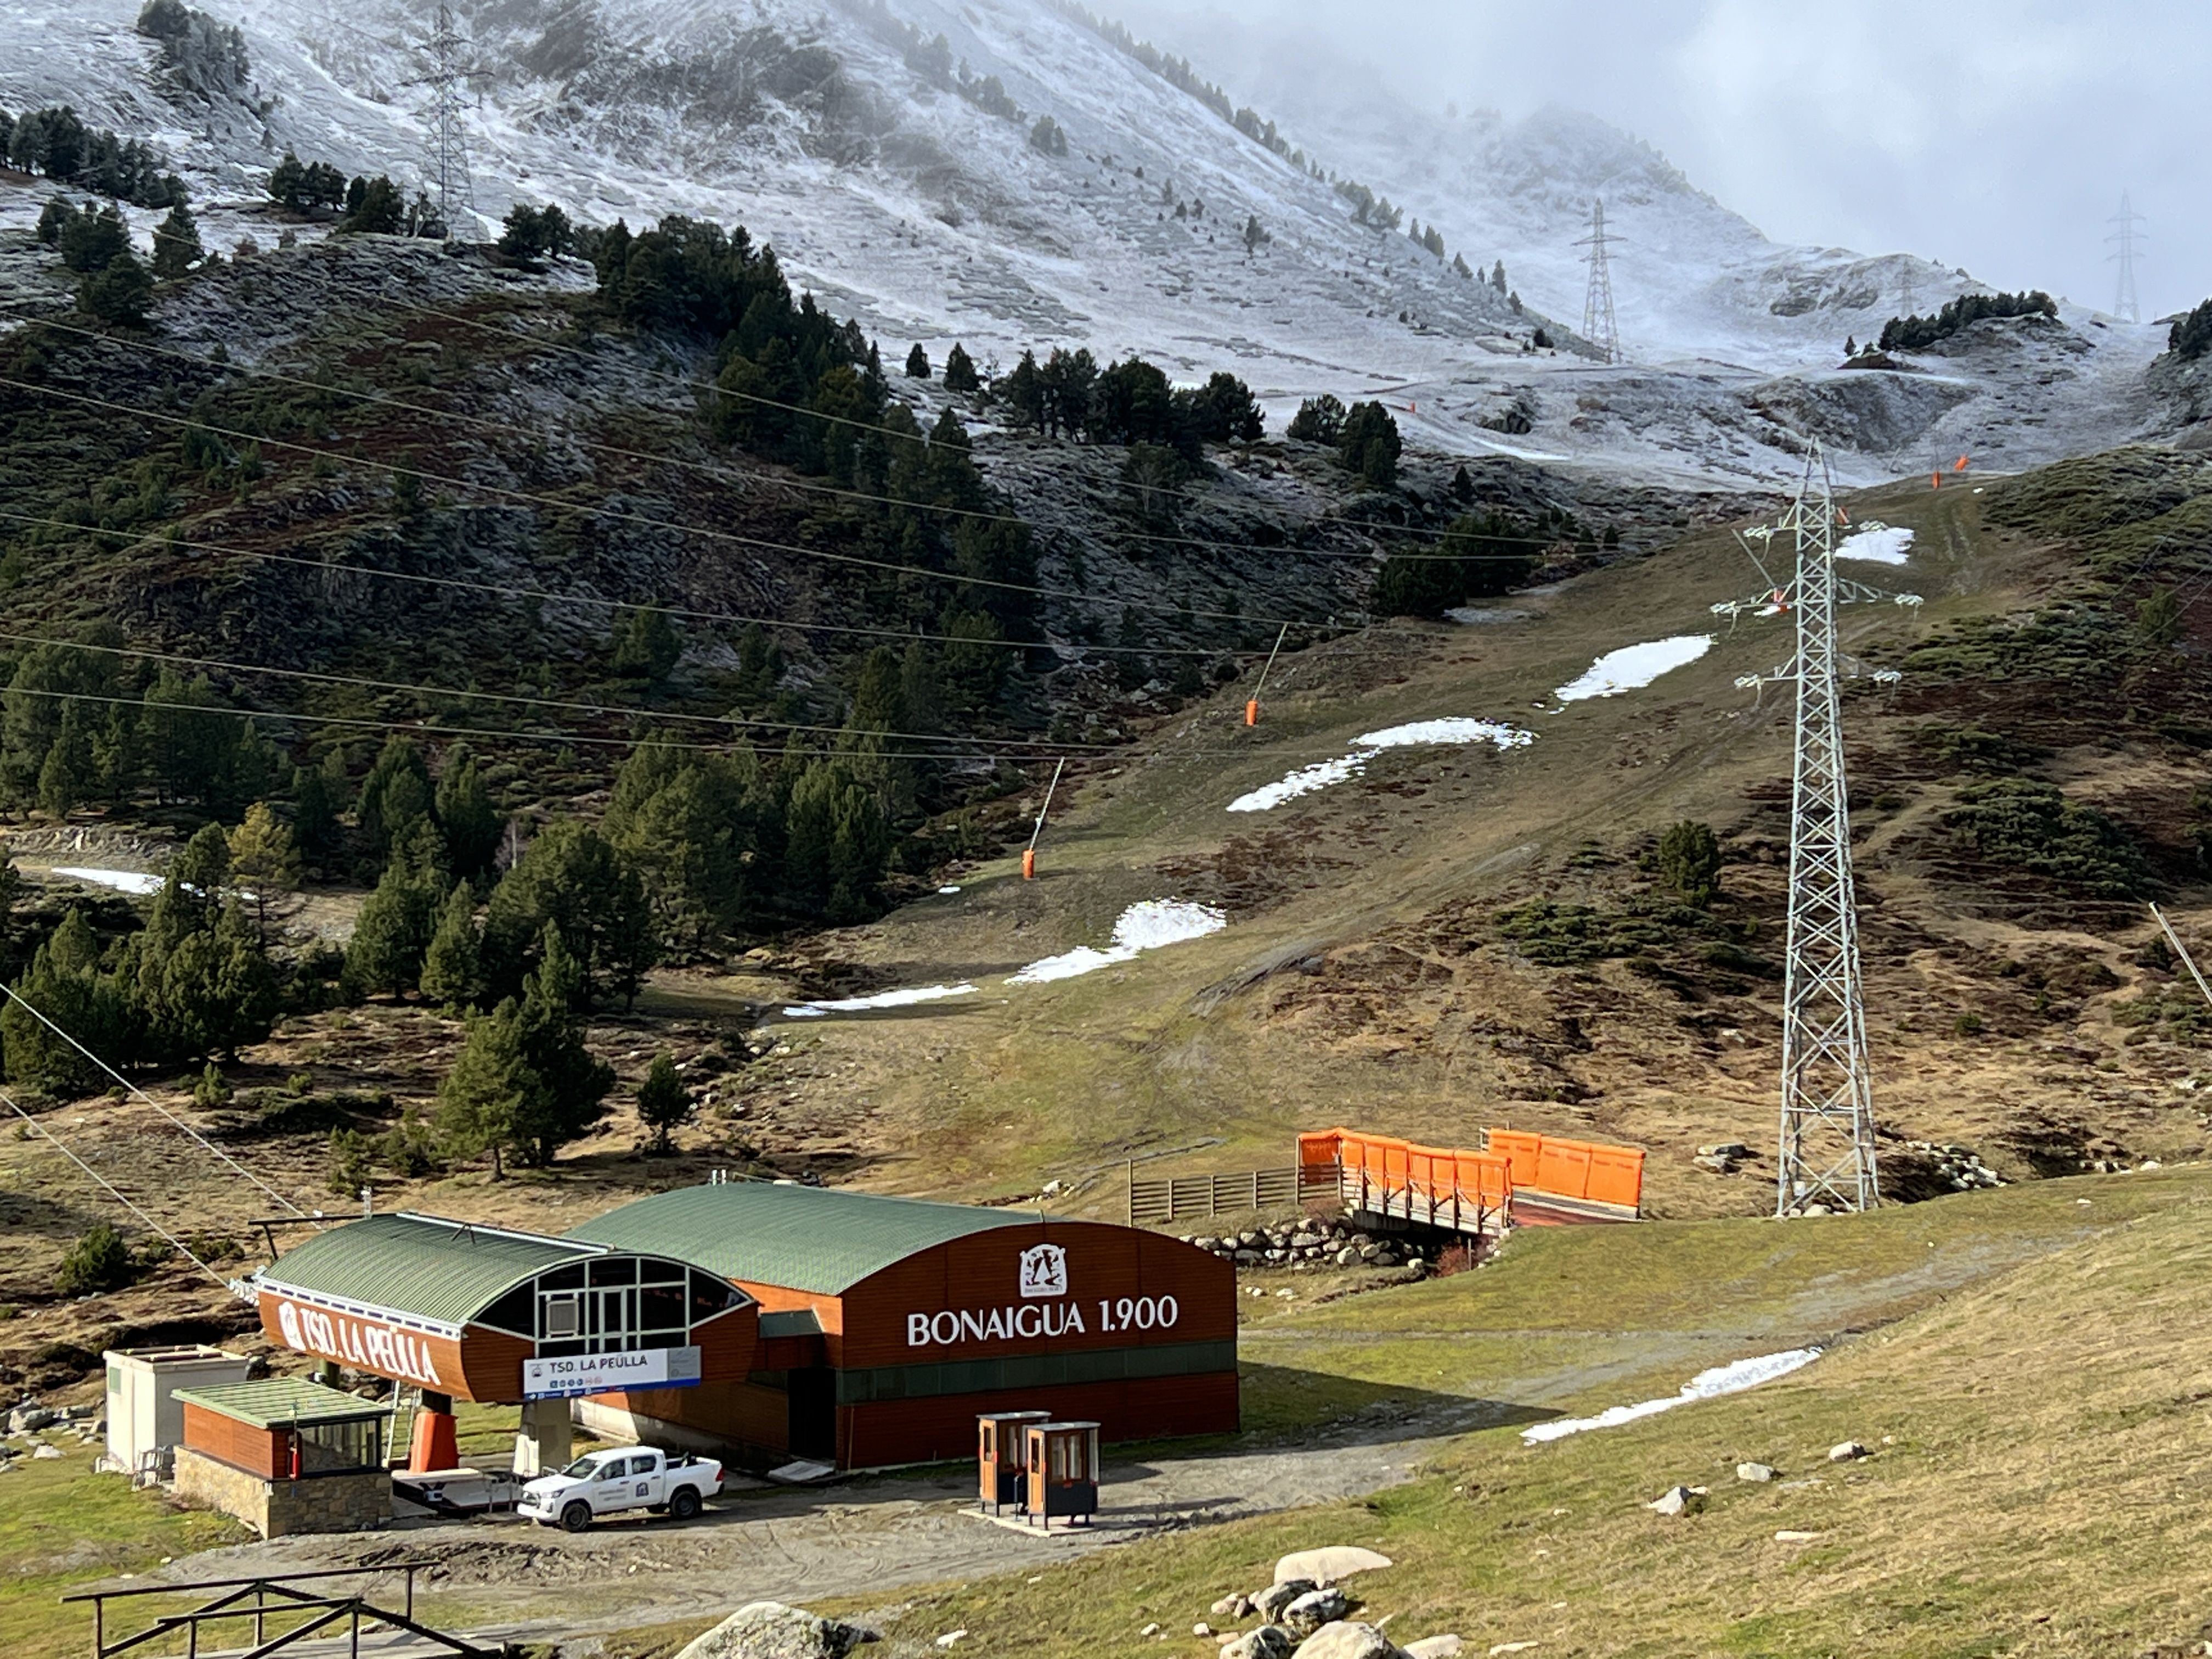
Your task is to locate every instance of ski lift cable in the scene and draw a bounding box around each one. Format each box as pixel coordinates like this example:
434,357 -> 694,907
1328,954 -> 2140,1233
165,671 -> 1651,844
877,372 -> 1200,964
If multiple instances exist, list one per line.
0,1089 -> 234,1288
0,983 -> 318,1223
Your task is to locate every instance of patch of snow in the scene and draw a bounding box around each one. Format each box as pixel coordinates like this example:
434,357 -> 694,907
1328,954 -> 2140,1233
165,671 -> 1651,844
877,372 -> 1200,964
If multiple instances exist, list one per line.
936,885 -> 963,895
1520,1348 -> 1822,1444
50,867 -> 162,895
1228,720 -> 1533,814
1554,635 -> 1713,703
782,984 -> 977,1018
1225,754 -> 1373,814
1836,526 -> 1915,565
1009,899 -> 1227,984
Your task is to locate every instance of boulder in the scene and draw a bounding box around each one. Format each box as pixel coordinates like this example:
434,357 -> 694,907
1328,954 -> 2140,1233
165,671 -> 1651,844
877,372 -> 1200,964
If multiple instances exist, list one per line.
1827,1441 -> 1869,1463
1334,1246 -> 1361,1267
1646,1485 -> 1705,1516
1402,1640 -> 1462,1659
32,1444 -> 63,1460
1283,1589 -> 1350,1636
1289,1622 -> 1400,1659
675,1602 -> 878,1659
1254,1580 -> 1316,1620
8,1407 -> 54,1434
1274,1547 -> 1393,1587
1211,1595 -> 1254,1621
1221,1627 -> 1294,1659
1736,1463 -> 1778,1483
1774,1530 -> 1823,1544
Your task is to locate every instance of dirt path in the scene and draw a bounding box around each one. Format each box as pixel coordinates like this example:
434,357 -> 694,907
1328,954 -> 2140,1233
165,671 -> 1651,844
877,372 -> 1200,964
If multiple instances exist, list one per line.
128,1411 -> 1509,1649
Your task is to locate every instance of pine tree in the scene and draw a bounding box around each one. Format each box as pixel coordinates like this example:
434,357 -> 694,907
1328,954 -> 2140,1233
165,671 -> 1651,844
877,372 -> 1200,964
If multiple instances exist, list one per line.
420,881 -> 482,1009
1658,820 -> 1723,908
941,342 -> 978,393
356,735 -> 432,864
1338,401 -> 1402,489
1491,260 -> 1507,294
432,743 -> 503,882
227,801 -> 300,941
904,342 -> 930,379
512,926 -> 613,1165
435,997 -> 538,1180
1449,464 -> 1475,504
1001,350 -> 1045,432
79,253 -> 153,328
150,200 -> 201,278
345,855 -> 437,998
36,703 -> 93,816
634,1050 -> 690,1154
610,606 -> 682,682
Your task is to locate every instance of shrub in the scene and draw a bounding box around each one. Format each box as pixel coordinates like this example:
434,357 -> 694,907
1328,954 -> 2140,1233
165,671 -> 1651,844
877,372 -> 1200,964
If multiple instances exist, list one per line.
1944,779 -> 2152,897
55,1222 -> 138,1296
1658,821 -> 1723,908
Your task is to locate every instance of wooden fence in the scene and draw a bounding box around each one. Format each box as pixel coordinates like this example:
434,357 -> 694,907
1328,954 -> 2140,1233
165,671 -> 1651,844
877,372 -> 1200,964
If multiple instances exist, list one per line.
1126,1164 -> 1339,1224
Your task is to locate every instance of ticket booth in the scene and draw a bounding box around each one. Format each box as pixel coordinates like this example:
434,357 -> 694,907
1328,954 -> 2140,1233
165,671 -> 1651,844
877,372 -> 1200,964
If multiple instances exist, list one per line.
977,1410 -> 1053,1512
1023,1420 -> 1100,1528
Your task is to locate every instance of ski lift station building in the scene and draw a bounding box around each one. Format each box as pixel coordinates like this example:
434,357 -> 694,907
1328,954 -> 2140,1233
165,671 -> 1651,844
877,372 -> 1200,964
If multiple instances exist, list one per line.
250,1184 -> 1238,1471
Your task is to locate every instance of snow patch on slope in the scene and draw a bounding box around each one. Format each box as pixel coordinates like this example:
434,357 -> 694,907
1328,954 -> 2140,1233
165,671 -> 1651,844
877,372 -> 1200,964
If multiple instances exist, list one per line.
1009,898 -> 1227,984
1554,635 -> 1713,703
1521,1348 -> 1822,1444
1836,526 -> 1914,565
783,983 -> 977,1018
1228,719 -> 1533,814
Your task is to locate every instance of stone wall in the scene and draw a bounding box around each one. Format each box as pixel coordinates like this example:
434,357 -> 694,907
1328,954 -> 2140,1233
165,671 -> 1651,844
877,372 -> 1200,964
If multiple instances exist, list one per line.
174,1448 -> 391,1537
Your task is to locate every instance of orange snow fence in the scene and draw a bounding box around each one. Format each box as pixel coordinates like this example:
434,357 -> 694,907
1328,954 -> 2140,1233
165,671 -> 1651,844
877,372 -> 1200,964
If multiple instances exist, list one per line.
1022,848 -> 1036,881
1245,698 -> 1260,727
1489,1129 -> 1645,1215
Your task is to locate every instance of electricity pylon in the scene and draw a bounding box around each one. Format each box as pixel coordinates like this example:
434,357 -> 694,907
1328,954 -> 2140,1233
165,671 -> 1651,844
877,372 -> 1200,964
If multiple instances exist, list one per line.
408,2 -> 483,233
1716,445 -> 1921,1215
1577,198 -> 1621,364
2107,191 -> 2147,324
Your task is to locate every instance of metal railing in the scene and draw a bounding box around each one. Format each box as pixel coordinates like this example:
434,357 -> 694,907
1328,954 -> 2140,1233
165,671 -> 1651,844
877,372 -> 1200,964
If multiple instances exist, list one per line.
63,1561 -> 501,1658
1329,1163 -> 1511,1238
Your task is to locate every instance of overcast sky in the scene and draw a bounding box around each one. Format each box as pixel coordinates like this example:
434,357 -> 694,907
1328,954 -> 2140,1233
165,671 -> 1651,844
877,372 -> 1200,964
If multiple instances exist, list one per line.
1105,0 -> 2204,321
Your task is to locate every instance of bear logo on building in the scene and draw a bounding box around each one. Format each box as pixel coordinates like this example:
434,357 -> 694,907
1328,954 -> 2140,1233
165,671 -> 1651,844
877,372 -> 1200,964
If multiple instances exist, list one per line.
1018,1242 -> 1068,1299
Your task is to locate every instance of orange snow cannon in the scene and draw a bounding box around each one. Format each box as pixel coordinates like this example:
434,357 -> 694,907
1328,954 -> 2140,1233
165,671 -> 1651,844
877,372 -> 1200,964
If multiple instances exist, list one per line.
1245,698 -> 1259,726
1022,848 -> 1036,881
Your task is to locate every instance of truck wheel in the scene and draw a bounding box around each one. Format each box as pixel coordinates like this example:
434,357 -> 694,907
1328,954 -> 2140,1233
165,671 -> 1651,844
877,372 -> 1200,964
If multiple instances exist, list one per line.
560,1501 -> 593,1534
669,1486 -> 702,1521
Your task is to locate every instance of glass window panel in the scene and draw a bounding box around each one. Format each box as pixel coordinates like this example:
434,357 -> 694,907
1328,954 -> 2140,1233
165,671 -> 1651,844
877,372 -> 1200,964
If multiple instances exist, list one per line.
589,1259 -> 637,1286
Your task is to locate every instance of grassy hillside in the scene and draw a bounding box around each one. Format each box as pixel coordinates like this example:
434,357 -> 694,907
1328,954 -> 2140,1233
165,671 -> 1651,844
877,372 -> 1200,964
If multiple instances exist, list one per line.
859,1165 -> 2212,1659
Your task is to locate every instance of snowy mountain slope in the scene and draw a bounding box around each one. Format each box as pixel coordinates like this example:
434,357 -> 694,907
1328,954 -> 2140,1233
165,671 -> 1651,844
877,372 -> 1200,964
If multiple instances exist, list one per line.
0,0 -> 2190,488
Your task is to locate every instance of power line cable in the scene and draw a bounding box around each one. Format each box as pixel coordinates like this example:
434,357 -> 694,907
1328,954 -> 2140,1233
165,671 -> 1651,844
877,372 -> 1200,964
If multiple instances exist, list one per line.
0,505 -> 1257,663
0,679 -> 1172,763
1,1089 -> 230,1287
0,625 -> 1131,753
4,306 -> 1594,563
0,373 -> 1309,629
0,980 -> 318,1222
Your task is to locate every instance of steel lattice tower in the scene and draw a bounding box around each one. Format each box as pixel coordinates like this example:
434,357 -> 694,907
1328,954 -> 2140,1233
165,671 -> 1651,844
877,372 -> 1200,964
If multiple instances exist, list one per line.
2108,191 -> 2146,324
1769,444 -> 1880,1214
1577,198 -> 1621,364
418,2 -> 477,232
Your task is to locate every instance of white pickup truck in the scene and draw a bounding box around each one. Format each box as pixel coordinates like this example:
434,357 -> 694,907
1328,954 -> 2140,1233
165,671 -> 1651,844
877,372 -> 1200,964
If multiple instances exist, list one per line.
517,1447 -> 725,1532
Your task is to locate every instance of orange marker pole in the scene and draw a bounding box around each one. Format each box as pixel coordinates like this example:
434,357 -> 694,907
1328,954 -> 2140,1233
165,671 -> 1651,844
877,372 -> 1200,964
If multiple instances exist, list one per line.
1954,454 -> 1970,472
1023,758 -> 1065,881
1932,472 -> 1942,490
1246,623 -> 1289,727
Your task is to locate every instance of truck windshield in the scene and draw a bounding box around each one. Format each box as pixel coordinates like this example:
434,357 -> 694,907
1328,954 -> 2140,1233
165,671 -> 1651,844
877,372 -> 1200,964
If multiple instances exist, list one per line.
559,1453 -> 608,1480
